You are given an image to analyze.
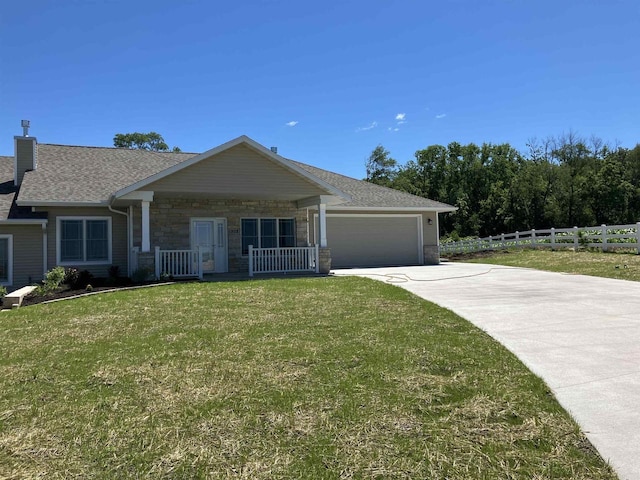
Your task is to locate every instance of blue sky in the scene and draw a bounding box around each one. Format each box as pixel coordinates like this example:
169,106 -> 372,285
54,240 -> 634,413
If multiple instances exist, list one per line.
1,0 -> 638,179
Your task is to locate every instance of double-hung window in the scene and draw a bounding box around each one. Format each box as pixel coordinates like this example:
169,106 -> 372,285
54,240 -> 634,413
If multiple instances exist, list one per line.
241,218 -> 296,254
57,217 -> 112,264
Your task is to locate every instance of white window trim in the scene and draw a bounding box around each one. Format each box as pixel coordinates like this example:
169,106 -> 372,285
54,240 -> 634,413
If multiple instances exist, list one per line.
56,216 -> 112,266
0,234 -> 13,286
240,217 -> 296,255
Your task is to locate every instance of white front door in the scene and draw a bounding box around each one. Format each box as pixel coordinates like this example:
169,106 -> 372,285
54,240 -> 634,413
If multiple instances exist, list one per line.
191,218 -> 228,273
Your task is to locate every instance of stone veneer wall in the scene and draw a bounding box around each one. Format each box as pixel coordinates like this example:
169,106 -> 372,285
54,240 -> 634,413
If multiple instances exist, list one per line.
147,198 -> 309,273
423,245 -> 440,265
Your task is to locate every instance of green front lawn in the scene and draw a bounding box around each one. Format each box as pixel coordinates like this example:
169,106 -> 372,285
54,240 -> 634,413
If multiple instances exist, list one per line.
453,248 -> 640,282
0,278 -> 616,479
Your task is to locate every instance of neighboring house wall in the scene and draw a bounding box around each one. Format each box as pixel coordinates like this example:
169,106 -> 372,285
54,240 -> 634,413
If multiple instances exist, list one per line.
132,198 -> 309,273
0,224 -> 44,290
145,144 -> 327,198
36,206 -> 128,278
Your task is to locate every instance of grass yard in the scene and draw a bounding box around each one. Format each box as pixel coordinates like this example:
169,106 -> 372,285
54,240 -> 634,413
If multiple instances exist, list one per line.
0,277 -> 616,479
452,248 -> 640,282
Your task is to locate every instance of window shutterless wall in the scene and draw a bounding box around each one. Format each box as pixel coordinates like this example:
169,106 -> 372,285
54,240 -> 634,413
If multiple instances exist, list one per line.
35,207 -> 128,278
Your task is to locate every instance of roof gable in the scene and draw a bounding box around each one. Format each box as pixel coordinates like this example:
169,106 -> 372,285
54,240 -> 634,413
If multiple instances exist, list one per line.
114,136 -> 348,201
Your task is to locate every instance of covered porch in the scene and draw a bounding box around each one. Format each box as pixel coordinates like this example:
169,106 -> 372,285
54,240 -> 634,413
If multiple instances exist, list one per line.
108,137 -> 349,280
122,195 -> 337,280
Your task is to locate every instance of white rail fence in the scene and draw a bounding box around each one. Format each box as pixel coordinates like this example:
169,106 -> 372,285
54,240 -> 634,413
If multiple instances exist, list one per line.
249,245 -> 319,277
440,223 -> 640,255
155,246 -> 203,279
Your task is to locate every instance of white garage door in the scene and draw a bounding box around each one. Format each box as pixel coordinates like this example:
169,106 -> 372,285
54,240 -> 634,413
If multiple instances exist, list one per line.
326,215 -> 422,268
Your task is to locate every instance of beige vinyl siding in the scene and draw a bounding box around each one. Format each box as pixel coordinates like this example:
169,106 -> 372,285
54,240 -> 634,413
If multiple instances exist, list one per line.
0,225 -> 44,290
322,215 -> 422,268
15,138 -> 36,185
145,144 -> 327,199
37,207 -> 128,278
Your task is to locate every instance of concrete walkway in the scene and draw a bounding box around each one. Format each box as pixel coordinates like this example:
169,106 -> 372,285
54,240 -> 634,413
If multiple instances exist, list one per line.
333,263 -> 640,480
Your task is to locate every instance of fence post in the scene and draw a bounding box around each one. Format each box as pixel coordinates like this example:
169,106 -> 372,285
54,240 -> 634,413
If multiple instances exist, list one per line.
515,231 -> 520,248
551,228 -> 556,250
637,222 -> 640,254
531,229 -> 536,248
573,226 -> 579,250
248,245 -> 254,277
315,244 -> 320,273
488,235 -> 493,250
197,246 -> 203,280
601,224 -> 608,252
501,233 -> 505,249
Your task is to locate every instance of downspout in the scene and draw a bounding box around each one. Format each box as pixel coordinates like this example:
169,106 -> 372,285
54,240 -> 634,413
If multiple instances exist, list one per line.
108,202 -> 130,277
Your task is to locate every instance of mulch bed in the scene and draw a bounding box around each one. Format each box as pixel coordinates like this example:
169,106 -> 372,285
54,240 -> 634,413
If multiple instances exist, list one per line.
20,285 -> 129,307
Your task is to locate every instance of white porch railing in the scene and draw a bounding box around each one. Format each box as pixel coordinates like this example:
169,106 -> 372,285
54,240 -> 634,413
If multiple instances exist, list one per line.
155,246 -> 203,279
248,245 -> 319,277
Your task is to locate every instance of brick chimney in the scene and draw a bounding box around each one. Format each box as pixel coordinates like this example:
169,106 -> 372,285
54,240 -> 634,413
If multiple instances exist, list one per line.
14,120 -> 37,186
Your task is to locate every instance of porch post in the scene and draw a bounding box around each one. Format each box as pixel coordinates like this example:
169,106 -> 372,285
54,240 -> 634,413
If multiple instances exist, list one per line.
141,200 -> 151,252
318,203 -> 328,247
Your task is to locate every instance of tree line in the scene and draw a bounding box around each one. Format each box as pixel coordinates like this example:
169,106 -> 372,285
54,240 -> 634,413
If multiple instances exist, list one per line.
365,133 -> 640,239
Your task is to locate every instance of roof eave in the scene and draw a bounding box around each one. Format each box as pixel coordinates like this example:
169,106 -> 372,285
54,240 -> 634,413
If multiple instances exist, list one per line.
0,219 -> 48,225
16,200 -> 109,208
325,206 -> 458,213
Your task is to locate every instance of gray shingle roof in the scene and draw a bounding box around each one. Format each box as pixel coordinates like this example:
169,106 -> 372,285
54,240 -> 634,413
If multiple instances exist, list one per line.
10,141 -> 454,212
18,144 -> 196,204
291,160 -> 455,210
0,156 -> 16,220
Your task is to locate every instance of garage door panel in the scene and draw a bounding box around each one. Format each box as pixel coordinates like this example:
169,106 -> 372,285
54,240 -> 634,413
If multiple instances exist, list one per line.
327,216 -> 421,268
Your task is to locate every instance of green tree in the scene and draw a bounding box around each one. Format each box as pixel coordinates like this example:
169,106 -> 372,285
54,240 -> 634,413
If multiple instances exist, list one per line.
113,132 -> 181,152
365,145 -> 397,186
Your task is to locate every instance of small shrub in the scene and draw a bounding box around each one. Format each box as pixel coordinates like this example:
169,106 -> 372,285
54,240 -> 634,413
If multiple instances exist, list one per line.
159,272 -> 173,282
85,284 -> 93,292
131,268 -> 151,283
0,285 -> 7,304
45,266 -> 66,289
37,266 -> 67,295
76,270 -> 94,290
108,265 -> 120,279
64,268 -> 80,287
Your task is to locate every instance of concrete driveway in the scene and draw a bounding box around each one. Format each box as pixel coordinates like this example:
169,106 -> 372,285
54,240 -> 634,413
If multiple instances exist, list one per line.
333,263 -> 640,480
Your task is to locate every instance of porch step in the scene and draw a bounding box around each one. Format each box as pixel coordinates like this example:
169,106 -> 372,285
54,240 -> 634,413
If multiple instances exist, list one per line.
4,285 -> 37,309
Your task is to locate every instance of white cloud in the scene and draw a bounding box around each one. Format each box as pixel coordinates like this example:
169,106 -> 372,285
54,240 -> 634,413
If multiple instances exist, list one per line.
435,113 -> 447,119
356,121 -> 378,132
285,121 -> 298,127
388,127 -> 399,132
395,113 -> 406,121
